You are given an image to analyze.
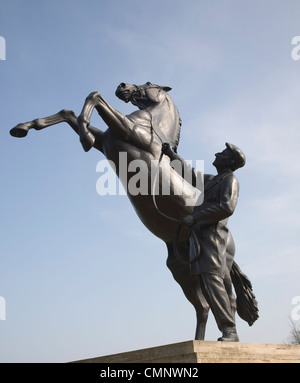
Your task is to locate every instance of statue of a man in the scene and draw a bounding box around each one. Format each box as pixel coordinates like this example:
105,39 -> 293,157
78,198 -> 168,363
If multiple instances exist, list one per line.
162,142 -> 246,342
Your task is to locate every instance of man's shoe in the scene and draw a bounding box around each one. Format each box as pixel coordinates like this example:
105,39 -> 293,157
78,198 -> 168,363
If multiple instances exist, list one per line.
218,327 -> 239,342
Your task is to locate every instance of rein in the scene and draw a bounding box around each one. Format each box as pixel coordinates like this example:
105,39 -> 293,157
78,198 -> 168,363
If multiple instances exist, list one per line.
148,113 -> 201,266
119,84 -> 201,266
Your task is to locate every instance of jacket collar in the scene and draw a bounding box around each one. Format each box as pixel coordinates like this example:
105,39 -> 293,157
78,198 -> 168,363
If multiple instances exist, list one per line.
204,171 -> 233,192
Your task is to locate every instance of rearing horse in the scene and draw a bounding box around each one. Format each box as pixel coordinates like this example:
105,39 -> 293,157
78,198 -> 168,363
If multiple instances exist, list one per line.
10,82 -> 258,340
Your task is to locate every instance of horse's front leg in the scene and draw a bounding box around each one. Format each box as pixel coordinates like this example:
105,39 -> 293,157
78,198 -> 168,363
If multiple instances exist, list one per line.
10,109 -> 105,153
77,91 -> 132,152
10,109 -> 77,138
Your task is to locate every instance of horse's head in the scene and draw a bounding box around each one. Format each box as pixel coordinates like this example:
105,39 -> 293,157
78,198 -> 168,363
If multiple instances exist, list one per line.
115,82 -> 172,108
116,82 -> 181,152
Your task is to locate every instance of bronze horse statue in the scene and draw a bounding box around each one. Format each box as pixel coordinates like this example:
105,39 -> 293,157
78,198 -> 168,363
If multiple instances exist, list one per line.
10,82 -> 258,340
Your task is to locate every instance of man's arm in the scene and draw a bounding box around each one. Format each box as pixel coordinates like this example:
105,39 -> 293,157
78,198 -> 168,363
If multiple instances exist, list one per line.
162,143 -> 203,188
193,175 -> 239,226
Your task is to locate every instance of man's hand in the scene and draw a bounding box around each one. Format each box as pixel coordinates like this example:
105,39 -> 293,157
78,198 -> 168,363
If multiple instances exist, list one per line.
161,142 -> 172,157
181,215 -> 195,227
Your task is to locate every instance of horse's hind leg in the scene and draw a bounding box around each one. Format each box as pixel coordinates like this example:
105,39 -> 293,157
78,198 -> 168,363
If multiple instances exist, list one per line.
193,275 -> 210,340
10,110 -> 105,152
166,243 -> 209,340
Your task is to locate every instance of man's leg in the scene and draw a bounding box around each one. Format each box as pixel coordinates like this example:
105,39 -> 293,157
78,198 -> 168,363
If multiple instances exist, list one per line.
224,271 -> 237,317
201,272 -> 239,342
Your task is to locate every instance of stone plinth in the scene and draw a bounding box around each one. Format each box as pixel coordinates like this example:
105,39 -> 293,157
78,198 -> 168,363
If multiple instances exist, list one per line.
72,340 -> 300,363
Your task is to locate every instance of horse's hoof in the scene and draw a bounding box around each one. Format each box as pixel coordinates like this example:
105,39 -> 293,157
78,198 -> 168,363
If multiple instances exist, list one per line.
80,132 -> 95,152
10,123 -> 32,138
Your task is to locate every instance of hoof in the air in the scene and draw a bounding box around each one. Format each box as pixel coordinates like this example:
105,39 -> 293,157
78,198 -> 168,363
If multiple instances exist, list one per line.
10,123 -> 32,138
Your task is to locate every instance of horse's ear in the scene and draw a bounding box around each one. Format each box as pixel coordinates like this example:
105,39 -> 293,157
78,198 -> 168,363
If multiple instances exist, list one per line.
160,86 -> 172,92
144,84 -> 172,103
146,82 -> 172,92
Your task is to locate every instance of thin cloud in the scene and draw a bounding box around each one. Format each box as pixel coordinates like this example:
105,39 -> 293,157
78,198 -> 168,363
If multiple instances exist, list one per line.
246,245 -> 300,279
184,74 -> 300,178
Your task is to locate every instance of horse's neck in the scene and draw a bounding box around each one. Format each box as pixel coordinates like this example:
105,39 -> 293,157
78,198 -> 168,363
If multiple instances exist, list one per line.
147,96 -> 181,149
128,93 -> 181,149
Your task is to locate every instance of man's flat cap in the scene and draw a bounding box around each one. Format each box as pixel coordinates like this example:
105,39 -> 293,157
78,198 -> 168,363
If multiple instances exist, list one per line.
226,142 -> 246,170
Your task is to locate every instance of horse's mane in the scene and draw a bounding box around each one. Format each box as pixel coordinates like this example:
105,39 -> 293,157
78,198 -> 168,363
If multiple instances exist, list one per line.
131,87 -> 182,152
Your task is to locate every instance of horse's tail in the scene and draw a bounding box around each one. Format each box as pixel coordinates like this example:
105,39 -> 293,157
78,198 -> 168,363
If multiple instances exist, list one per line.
230,261 -> 259,326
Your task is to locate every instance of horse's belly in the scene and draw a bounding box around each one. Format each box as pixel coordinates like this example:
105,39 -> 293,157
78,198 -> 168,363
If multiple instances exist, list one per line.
102,135 -> 201,243
126,179 -> 197,243
127,195 -> 186,242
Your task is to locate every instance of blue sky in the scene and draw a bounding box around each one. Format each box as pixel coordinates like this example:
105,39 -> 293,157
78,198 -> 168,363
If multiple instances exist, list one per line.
1,0 -> 300,362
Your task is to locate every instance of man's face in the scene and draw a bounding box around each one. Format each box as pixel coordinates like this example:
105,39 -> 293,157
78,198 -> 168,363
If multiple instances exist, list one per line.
213,148 -> 234,169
